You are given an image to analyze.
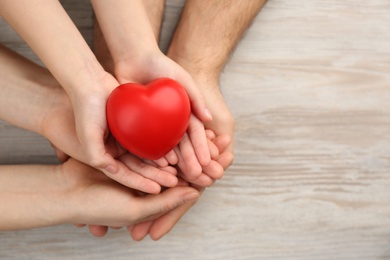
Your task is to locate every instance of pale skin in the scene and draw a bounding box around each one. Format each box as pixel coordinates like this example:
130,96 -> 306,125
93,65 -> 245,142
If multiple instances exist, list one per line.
91,0 -> 214,184
92,0 -> 266,239
0,0 -> 264,239
0,43 -> 179,195
0,160 -> 201,231
0,0 -> 212,190
0,44 -> 227,235
0,47 -> 203,231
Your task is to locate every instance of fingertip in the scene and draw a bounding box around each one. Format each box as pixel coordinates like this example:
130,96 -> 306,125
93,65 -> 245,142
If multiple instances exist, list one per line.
218,151 -> 234,170
89,225 -> 108,237
130,222 -> 152,241
164,174 -> 179,188
165,150 -> 179,165
205,129 -> 216,140
185,173 -> 214,188
191,101 -> 213,122
213,134 -> 232,153
160,165 -> 178,176
198,152 -> 211,168
206,160 -> 225,180
146,183 -> 162,195
153,157 -> 169,167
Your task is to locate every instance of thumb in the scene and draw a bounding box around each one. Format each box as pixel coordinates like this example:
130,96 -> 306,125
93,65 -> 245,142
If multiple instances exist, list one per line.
78,125 -> 118,174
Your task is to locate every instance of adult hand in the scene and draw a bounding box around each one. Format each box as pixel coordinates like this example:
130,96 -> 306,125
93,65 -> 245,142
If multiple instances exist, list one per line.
60,159 -> 200,228
41,82 -> 178,194
91,0 -> 214,183
111,49 -> 214,183
128,132 -> 233,241
81,130 -> 231,238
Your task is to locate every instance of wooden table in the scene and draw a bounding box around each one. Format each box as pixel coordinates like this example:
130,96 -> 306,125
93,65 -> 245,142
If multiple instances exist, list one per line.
1,0 -> 390,259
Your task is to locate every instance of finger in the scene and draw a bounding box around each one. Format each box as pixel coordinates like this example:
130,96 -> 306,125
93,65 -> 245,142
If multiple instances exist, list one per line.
149,198 -> 199,240
143,160 -> 177,176
188,115 -> 211,166
213,134 -> 232,155
120,153 -> 178,188
178,134 -> 202,180
164,149 -> 178,165
110,226 -> 122,230
218,151 -> 234,170
213,134 -> 234,170
102,159 -> 161,194
175,72 -> 212,122
202,160 -> 224,180
179,171 -> 214,188
79,124 -> 119,174
88,225 -> 108,237
129,221 -> 153,241
190,173 -> 215,187
159,165 -> 178,176
74,224 -> 86,228
135,186 -> 200,223
205,129 -> 216,140
208,139 -> 219,160
153,157 -> 169,168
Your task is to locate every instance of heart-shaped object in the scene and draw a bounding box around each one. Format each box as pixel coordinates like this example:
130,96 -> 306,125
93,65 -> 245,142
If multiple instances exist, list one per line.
106,78 -> 191,160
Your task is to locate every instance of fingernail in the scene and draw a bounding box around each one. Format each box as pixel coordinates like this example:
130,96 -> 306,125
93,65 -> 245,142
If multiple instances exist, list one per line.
184,192 -> 199,202
205,108 -> 213,120
104,165 -> 117,174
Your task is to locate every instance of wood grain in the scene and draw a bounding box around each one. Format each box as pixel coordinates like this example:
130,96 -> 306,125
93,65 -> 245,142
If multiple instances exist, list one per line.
1,0 -> 390,259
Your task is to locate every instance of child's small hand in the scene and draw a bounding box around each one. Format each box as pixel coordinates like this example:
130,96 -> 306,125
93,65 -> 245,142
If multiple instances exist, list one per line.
105,50 -> 213,183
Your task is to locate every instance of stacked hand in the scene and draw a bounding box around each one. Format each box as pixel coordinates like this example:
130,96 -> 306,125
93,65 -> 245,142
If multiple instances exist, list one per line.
0,0 -> 265,237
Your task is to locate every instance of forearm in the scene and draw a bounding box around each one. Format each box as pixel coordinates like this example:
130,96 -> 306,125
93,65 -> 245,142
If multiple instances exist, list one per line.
0,45 -> 58,134
0,0 -> 105,95
168,0 -> 266,78
91,0 -> 160,64
93,0 -> 165,74
0,164 -> 70,230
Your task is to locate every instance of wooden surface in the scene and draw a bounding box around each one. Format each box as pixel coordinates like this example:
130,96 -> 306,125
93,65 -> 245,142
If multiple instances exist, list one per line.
1,0 -> 390,259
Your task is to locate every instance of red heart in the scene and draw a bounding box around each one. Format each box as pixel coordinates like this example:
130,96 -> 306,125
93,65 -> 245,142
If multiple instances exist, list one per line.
106,78 -> 191,160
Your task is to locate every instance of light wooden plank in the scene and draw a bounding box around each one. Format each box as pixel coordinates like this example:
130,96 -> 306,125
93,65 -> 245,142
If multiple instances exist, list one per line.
1,0 -> 390,259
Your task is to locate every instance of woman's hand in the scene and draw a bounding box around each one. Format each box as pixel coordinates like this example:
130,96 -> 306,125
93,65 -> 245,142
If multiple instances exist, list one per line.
61,159 -> 200,228
41,83 -> 179,194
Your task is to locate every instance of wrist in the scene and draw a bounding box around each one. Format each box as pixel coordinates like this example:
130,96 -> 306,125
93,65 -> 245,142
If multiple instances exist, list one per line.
53,164 -> 83,225
65,59 -> 108,95
39,87 -> 71,138
113,47 -> 163,83
0,164 -> 74,230
167,48 -> 221,82
46,165 -> 76,226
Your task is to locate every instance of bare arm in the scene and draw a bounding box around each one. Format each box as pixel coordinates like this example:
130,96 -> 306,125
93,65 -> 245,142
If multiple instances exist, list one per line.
0,164 -> 70,230
0,44 -> 59,133
0,44 -> 180,194
167,0 -> 266,156
168,0 -> 266,78
0,0 -> 105,93
0,159 -> 199,231
0,0 -> 121,174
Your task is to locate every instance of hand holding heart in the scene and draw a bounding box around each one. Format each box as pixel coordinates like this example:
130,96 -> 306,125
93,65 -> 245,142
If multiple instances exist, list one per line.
106,78 -> 225,187
112,51 -> 213,180
106,78 -> 191,160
